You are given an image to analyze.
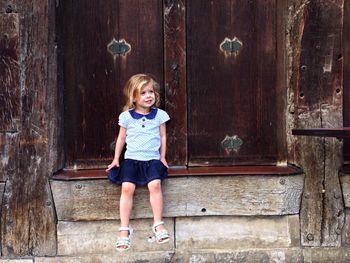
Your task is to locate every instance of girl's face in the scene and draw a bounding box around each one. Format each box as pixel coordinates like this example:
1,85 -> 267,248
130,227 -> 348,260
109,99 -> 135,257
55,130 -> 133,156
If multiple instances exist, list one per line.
133,81 -> 155,111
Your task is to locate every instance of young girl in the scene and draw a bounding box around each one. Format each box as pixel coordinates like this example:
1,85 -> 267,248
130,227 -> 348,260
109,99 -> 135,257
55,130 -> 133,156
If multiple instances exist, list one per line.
106,74 -> 170,251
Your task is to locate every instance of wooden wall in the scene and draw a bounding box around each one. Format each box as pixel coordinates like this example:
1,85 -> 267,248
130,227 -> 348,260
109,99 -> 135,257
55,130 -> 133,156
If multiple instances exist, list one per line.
0,0 -> 349,258
0,0 -> 58,257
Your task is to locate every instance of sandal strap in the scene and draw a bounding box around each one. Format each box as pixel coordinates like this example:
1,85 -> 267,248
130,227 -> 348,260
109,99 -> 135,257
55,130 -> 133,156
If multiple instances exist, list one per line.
155,229 -> 170,243
156,230 -> 169,238
119,226 -> 130,232
153,221 -> 164,229
116,238 -> 130,249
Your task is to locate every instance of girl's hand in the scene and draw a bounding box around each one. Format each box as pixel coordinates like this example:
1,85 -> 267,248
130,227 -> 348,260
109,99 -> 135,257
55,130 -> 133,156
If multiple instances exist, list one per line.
160,158 -> 169,168
105,159 -> 119,172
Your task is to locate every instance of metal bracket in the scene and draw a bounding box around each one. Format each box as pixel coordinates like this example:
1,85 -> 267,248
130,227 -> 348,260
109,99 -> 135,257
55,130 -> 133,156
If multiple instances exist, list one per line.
221,135 -> 243,153
220,37 -> 243,55
107,38 -> 131,56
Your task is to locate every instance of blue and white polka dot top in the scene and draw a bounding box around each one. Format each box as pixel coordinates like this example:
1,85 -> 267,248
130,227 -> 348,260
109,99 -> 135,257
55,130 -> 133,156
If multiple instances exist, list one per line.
119,107 -> 170,161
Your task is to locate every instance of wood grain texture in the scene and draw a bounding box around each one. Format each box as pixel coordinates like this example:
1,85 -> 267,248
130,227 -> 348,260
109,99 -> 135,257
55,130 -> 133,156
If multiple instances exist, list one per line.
341,210 -> 350,246
51,174 -> 304,221
276,0 -> 288,165
288,0 -> 344,247
57,219 -> 174,255
175,215 -> 300,250
344,0 -> 350,161
0,1 -> 56,256
0,13 -> 20,132
61,0 -> 164,169
340,174 -> 350,208
164,0 -> 187,166
0,133 -> 19,182
187,0 -> 277,165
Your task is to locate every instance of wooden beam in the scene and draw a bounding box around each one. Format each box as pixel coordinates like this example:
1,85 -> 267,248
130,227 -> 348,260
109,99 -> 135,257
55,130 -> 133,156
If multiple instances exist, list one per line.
51,174 -> 304,221
276,0 -> 288,165
0,1 -> 56,256
344,0 -> 350,161
289,0 -> 344,247
164,0 -> 187,166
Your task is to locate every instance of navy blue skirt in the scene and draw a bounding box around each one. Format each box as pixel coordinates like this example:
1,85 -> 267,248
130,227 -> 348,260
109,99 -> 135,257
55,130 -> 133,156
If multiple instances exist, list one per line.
107,159 -> 168,186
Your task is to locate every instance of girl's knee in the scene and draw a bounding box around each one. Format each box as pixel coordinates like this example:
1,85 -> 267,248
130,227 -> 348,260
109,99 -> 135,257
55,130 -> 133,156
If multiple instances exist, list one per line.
121,183 -> 136,196
148,180 -> 161,193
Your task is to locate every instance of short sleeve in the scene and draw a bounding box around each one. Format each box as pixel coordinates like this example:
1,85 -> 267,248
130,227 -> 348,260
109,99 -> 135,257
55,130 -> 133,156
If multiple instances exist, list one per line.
118,111 -> 129,128
157,109 -> 170,125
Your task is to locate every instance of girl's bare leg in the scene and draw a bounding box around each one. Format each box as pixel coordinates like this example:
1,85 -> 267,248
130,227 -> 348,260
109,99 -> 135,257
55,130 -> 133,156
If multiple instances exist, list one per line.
119,182 -> 136,238
148,179 -> 166,231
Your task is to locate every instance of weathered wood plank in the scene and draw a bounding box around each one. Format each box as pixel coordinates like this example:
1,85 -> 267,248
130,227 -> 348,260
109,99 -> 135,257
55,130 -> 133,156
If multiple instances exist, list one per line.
289,0 -> 344,247
322,115 -> 344,246
0,133 -> 19,182
176,215 -> 300,250
340,174 -> 350,208
0,13 -> 20,132
0,260 -> 33,263
0,181 -> 5,207
51,174 -> 304,221
57,219 -> 174,256
35,252 -> 175,263
34,249 -> 304,263
303,248 -> 350,262
341,209 -> 350,246
164,0 -> 187,166
312,0 -> 343,247
47,0 -> 64,172
180,249 -> 303,263
1,1 -> 56,256
344,0 -> 350,162
276,0 -> 288,165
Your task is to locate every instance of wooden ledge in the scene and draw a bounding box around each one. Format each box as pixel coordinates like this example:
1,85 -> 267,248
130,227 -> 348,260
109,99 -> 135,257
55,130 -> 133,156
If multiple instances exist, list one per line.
52,165 -> 303,181
292,128 -> 350,138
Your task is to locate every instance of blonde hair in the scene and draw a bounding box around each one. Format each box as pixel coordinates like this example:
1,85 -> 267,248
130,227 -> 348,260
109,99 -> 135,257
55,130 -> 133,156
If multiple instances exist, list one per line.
122,74 -> 160,111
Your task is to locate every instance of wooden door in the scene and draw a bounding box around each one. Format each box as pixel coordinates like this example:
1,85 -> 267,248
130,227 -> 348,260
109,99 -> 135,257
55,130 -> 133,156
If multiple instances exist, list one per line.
61,0 -> 164,169
187,0 -> 277,166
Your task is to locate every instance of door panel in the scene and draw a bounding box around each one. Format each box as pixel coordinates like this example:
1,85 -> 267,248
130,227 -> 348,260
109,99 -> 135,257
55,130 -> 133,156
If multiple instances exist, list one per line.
62,0 -> 163,168
187,0 -> 277,165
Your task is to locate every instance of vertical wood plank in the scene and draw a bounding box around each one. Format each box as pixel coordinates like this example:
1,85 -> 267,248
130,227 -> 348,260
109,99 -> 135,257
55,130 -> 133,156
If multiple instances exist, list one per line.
318,0 -> 344,246
0,13 -> 20,132
276,0 -> 288,165
164,0 -> 187,166
343,0 -> 350,162
1,1 -> 56,256
291,0 -> 344,247
47,0 -> 64,172
288,0 -> 323,247
0,133 -> 19,182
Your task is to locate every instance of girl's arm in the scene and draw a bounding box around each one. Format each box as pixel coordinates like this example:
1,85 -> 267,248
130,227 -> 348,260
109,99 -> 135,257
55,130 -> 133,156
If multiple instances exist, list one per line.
106,127 -> 126,171
159,123 -> 169,168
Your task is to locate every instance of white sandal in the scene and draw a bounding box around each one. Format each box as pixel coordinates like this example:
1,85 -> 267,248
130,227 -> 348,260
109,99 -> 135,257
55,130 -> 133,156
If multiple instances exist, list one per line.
116,226 -> 133,251
150,221 -> 170,244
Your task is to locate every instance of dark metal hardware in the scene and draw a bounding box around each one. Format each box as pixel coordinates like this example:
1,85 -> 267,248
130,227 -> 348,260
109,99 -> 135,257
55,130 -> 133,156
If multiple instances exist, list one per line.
221,135 -> 243,152
107,38 -> 131,56
220,37 -> 243,55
